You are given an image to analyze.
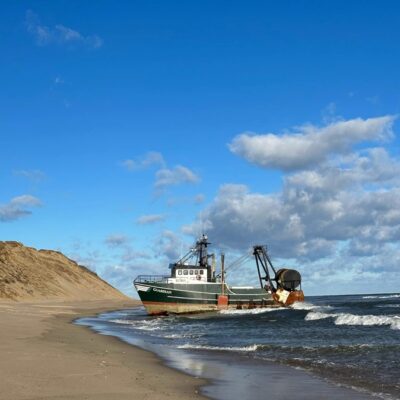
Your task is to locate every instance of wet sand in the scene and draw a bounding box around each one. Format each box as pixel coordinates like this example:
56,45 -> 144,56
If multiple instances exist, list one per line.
167,349 -> 377,400
0,300 -> 207,400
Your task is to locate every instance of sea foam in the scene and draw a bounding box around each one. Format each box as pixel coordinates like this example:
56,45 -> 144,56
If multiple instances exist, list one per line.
110,318 -> 164,331
177,343 -> 259,352
362,294 -> 400,299
305,312 -> 400,330
304,311 -> 332,321
219,307 -> 286,315
290,301 -> 317,310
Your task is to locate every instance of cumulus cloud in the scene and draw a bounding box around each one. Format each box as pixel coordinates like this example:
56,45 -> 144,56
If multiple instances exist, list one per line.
185,180 -> 400,293
0,195 -> 42,222
155,165 -> 199,189
136,214 -> 165,225
121,151 -> 199,196
229,116 -> 395,171
185,115 -> 400,293
25,10 -> 103,49
186,162 -> 400,262
122,151 -> 165,171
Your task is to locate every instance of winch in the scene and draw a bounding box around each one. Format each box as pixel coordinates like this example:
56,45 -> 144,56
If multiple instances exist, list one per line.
253,246 -> 304,306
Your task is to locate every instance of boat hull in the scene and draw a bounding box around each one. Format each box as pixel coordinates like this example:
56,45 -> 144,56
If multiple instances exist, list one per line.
134,281 -> 282,315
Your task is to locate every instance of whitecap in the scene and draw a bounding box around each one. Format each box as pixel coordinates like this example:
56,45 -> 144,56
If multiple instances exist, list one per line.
110,318 -> 135,325
304,312 -> 400,330
177,343 -> 259,352
290,301 -> 317,310
109,318 -> 165,331
362,294 -> 400,299
219,307 -> 286,315
304,311 -> 333,321
334,313 -> 400,330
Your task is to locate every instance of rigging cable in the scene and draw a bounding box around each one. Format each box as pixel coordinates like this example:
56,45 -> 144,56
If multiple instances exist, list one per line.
216,250 -> 252,277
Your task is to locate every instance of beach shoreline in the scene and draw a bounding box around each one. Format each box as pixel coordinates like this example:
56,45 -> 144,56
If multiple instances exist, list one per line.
0,299 -> 388,400
0,299 -> 208,400
79,306 -> 380,400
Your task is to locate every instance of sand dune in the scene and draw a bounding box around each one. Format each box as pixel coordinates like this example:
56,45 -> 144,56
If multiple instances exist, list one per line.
0,241 -> 127,301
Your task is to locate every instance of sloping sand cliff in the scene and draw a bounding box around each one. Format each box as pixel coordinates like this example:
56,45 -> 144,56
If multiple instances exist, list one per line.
0,241 -> 127,301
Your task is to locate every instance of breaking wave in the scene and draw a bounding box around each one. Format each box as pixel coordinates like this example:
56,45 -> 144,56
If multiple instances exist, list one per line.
290,301 -> 333,311
110,318 -> 164,331
79,293 -> 400,400
177,343 -> 259,352
290,301 -> 317,310
219,307 -> 286,315
362,294 -> 400,299
304,311 -> 332,321
305,312 -> 400,330
334,314 -> 400,330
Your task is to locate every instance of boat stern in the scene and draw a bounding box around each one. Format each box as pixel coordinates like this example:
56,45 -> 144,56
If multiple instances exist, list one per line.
273,288 -> 305,306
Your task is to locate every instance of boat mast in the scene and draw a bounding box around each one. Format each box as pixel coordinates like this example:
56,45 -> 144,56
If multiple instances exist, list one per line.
197,234 -> 209,267
221,253 -> 225,295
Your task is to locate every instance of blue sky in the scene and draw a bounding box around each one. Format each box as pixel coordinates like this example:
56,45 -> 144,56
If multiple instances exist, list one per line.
1,1 -> 400,296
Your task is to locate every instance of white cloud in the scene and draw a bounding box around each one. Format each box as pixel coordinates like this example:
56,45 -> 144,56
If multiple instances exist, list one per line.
188,157 -> 400,261
185,179 -> 400,293
122,151 -> 165,171
25,10 -> 103,49
121,152 -> 199,195
185,116 -> 400,293
0,195 -> 42,222
155,165 -> 199,189
229,115 -> 395,171
136,214 -> 165,225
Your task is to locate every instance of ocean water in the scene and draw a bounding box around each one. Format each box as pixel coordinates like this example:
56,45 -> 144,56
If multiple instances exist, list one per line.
77,294 -> 400,400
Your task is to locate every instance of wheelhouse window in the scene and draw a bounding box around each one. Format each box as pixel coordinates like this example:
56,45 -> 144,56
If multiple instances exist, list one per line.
178,270 -> 182,275
200,270 -> 204,275
195,270 -> 198,275
183,270 -> 188,275
190,270 -> 194,275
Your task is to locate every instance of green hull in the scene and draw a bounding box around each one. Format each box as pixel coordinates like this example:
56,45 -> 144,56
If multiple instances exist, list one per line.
134,281 -> 276,315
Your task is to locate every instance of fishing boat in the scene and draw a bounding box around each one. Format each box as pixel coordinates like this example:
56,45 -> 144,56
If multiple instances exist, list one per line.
134,235 -> 304,315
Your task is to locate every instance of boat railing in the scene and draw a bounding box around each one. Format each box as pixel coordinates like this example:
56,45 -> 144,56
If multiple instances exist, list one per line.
134,275 -> 170,284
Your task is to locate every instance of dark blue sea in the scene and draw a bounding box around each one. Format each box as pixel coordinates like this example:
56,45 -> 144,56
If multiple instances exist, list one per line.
77,293 -> 400,400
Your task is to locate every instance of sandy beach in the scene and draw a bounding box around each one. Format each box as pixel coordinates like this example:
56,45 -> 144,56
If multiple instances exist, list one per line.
0,300 -> 207,400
